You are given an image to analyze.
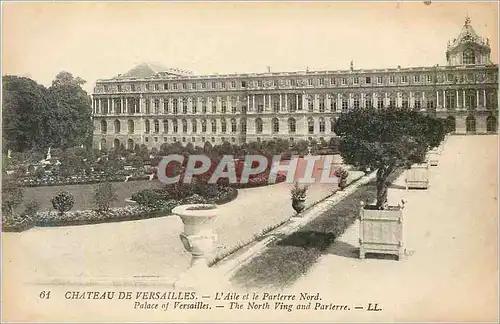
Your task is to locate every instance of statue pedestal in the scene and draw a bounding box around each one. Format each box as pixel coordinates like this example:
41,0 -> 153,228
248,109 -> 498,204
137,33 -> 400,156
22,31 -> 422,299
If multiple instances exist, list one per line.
172,204 -> 229,292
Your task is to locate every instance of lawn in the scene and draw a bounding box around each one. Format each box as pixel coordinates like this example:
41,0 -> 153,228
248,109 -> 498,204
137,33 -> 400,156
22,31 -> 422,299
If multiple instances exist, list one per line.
230,169 -> 404,290
19,180 -> 164,212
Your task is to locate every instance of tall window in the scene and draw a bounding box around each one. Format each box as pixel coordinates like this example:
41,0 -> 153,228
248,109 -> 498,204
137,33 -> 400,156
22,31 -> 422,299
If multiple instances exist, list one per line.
272,118 -> 279,133
211,119 -> 217,133
221,119 -> 227,133
330,118 -> 336,132
163,120 -> 168,133
414,99 -> 421,110
365,98 -> 372,108
353,97 -> 360,109
221,100 -> 226,114
114,120 -> 121,134
402,97 -> 409,109
192,100 -> 197,114
319,97 -> 325,112
330,98 -> 337,112
288,118 -> 296,134
192,119 -> 197,133
240,118 -> 247,133
377,98 -> 384,109
173,119 -> 178,133
319,117 -> 325,133
255,118 -> 263,134
101,120 -> 107,134
154,99 -> 160,114
342,99 -> 348,111
201,119 -> 207,133
463,49 -> 476,65
145,120 -> 150,133
273,101 -> 280,113
308,117 -> 314,134
202,100 -> 207,114
145,101 -> 150,114
128,120 -> 134,134
173,99 -> 178,115
231,118 -> 237,133
308,98 -> 314,112
182,119 -> 187,133
182,99 -> 188,114
154,119 -> 159,133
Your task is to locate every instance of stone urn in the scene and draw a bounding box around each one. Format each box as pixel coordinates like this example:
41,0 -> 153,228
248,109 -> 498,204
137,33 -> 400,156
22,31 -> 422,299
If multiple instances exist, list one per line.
292,198 -> 306,214
172,204 -> 222,290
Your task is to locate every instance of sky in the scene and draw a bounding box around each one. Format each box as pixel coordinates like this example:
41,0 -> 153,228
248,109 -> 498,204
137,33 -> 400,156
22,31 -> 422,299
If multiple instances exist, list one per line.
2,1 -> 499,94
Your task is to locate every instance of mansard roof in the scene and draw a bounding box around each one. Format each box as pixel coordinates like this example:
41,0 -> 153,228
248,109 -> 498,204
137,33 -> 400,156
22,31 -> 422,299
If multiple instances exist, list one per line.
447,16 -> 490,52
114,62 -> 194,79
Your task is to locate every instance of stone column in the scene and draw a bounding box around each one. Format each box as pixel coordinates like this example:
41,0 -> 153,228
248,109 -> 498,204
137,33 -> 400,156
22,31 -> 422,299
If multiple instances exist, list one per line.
98,98 -> 102,114
121,98 -> 124,114
108,98 -> 112,114
455,115 -> 466,134
476,89 -> 480,108
247,96 -> 250,111
279,94 -> 283,111
263,94 -> 266,111
284,93 -> 288,111
252,95 -> 255,111
443,90 -> 446,109
268,94 -> 271,111
456,90 -> 459,109
361,93 -> 365,108
436,90 -> 439,109
483,89 -> 487,108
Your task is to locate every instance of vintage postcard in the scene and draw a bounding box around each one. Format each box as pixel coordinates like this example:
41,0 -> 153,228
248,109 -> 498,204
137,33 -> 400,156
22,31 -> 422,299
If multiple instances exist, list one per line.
1,1 -> 498,322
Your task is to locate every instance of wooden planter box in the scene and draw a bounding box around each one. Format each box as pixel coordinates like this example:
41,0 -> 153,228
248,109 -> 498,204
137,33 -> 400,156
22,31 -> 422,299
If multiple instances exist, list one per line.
426,149 -> 439,166
405,163 -> 429,190
359,202 -> 405,260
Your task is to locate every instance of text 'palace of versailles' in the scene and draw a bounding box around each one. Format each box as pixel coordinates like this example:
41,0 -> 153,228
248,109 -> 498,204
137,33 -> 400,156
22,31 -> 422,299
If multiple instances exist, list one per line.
92,17 -> 499,150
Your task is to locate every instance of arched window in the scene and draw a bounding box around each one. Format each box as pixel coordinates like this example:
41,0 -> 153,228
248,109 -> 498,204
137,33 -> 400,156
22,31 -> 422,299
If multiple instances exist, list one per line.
100,138 -> 107,150
319,117 -> 325,133
466,116 -> 476,133
221,119 -> 227,133
255,118 -> 263,134
308,117 -> 314,134
144,120 -> 150,133
201,119 -> 207,133
192,119 -> 197,133
272,118 -> 279,133
463,49 -> 476,65
154,119 -> 159,133
486,116 -> 497,133
172,119 -> 178,133
128,120 -> 134,134
114,138 -> 120,149
288,118 -> 296,134
211,119 -> 217,133
114,120 -> 120,134
163,119 -> 169,133
100,120 -> 107,134
182,119 -> 188,133
231,118 -> 237,133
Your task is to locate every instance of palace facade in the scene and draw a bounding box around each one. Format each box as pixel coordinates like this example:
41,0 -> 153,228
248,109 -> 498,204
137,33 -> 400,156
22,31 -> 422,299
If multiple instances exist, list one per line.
92,17 -> 498,150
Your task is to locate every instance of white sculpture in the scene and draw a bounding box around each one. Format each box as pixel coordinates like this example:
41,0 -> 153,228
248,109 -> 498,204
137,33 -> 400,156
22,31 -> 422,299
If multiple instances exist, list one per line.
46,147 -> 51,160
124,174 -> 132,182
7,149 -> 11,159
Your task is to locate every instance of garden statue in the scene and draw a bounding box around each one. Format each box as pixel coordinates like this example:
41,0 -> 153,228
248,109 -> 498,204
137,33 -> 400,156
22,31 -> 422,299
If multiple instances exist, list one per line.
46,147 -> 51,160
7,149 -> 11,159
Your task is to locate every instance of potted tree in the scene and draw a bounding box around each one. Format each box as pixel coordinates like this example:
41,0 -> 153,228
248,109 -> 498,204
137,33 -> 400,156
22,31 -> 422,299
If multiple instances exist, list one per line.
291,182 -> 308,215
334,167 -> 349,190
334,106 -> 446,260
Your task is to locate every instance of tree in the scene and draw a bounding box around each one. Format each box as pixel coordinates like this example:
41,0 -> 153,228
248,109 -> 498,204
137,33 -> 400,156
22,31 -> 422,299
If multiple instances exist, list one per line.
51,191 -> 75,216
334,107 -> 447,209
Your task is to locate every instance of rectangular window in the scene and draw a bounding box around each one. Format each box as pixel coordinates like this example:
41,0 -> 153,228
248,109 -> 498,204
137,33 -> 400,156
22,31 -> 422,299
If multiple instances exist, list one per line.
145,84 -> 150,91
273,79 -> 278,87
427,75 -> 433,82
221,82 -> 226,89
192,83 -> 197,90
342,99 -> 348,111
308,79 -> 313,86
164,83 -> 169,90
365,77 -> 371,84
377,76 -> 383,84
413,75 -> 420,83
353,99 -> 360,109
377,99 -> 384,109
319,100 -> 325,112
389,76 -> 395,83
173,83 -> 178,90
154,84 -> 159,91
353,77 -> 359,84
202,82 -> 207,89
341,78 -> 347,85
401,76 -> 408,83
330,98 -> 337,111
257,80 -> 263,87
117,84 -> 122,92
131,84 -> 136,92
319,78 -> 324,86
211,81 -> 216,89
241,81 -> 247,88
414,99 -> 421,109
330,78 -> 336,85
231,81 -> 236,88
182,83 -> 187,90
365,98 -> 372,108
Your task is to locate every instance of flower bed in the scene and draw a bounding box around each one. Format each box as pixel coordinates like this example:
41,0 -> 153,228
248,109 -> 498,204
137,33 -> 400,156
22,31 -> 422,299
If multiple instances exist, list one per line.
19,175 -> 150,187
2,214 -> 35,233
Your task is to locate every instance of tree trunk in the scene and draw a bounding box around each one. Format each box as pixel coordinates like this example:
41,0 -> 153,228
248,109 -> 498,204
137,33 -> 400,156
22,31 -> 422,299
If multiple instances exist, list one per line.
376,178 -> 388,209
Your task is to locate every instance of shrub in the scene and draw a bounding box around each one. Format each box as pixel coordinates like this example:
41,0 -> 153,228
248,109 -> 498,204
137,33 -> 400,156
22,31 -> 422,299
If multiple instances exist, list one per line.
1,175 -> 24,215
51,191 -> 75,216
94,182 -> 118,212
291,182 -> 308,200
22,200 -> 40,219
334,167 -> 349,189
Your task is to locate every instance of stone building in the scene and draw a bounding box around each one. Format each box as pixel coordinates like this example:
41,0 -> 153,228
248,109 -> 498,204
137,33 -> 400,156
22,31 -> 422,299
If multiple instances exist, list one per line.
92,17 -> 498,150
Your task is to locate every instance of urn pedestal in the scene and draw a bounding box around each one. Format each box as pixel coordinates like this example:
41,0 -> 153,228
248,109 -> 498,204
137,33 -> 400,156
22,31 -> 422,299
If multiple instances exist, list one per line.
426,149 -> 439,166
292,198 -> 306,215
172,204 -> 227,290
